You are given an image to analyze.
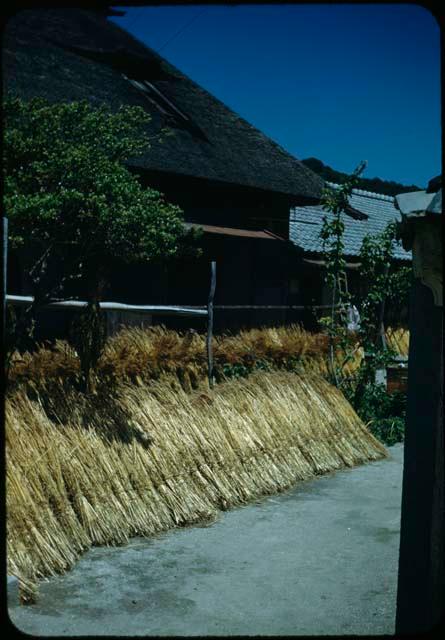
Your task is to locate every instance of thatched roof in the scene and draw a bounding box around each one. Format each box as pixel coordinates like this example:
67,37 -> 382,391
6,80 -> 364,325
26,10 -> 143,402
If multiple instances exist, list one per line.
3,8 -> 324,202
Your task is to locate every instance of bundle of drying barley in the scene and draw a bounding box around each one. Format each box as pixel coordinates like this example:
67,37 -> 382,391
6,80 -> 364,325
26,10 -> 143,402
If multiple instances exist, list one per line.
7,325 -> 334,391
8,325 -> 408,393
6,370 -> 386,602
386,327 -> 410,357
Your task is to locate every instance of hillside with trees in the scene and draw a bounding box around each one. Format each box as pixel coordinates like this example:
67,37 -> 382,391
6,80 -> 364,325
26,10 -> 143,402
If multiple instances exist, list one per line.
302,157 -> 422,196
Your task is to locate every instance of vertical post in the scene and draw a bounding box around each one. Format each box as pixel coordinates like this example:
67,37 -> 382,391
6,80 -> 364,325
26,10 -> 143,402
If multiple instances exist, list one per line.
3,217 -> 8,342
206,261 -> 216,389
378,263 -> 389,351
329,276 -> 338,386
396,279 -> 444,633
394,190 -> 443,634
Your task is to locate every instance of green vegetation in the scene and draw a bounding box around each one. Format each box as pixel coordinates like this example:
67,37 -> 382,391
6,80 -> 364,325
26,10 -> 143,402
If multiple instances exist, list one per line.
353,222 -> 412,408
319,163 -> 412,445
3,96 -> 201,384
303,157 -> 421,195
343,382 -> 406,447
320,160 -> 367,385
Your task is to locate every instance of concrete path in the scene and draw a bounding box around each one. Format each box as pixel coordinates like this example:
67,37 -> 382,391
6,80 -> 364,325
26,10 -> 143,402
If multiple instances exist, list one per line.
9,444 -> 404,636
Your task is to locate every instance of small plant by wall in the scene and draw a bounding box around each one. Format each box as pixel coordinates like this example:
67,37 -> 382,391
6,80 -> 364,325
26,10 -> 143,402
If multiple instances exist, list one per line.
342,380 -> 406,446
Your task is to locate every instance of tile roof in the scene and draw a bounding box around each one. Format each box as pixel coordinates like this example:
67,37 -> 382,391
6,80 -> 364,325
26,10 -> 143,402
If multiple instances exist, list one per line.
289,182 -> 412,261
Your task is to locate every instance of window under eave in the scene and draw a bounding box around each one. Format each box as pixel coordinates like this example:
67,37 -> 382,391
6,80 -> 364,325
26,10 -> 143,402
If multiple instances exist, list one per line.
123,75 -> 190,124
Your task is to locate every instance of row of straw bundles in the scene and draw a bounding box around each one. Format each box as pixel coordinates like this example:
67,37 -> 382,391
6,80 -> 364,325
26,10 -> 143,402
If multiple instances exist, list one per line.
8,324 -> 361,391
7,370 -> 387,602
101,324 -> 366,379
7,325 -> 409,392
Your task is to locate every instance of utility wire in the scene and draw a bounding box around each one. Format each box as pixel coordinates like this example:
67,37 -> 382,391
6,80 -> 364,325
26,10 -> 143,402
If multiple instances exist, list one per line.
117,6 -> 209,55
124,7 -> 146,31
156,7 -> 208,53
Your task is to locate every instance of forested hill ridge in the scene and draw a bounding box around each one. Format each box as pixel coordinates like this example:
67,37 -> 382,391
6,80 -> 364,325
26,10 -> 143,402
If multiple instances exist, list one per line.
302,157 -> 422,196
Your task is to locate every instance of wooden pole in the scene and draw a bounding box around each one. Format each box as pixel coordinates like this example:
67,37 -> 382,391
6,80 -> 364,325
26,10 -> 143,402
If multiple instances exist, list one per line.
396,279 -> 444,633
393,201 -> 443,633
2,218 -> 8,394
329,275 -> 338,386
378,263 -> 389,350
206,261 -> 216,389
3,217 -> 8,344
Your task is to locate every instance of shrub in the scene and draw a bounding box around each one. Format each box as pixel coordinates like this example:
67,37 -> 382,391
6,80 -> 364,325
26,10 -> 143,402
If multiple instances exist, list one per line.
370,417 -> 405,447
350,382 -> 406,446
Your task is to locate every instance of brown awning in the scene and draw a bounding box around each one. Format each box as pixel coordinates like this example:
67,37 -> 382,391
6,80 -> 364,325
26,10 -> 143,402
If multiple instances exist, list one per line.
186,223 -> 285,240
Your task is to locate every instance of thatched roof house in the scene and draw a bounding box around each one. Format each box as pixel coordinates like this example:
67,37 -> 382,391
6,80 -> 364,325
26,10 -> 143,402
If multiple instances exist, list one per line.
4,7 -> 326,333
3,7 -> 323,204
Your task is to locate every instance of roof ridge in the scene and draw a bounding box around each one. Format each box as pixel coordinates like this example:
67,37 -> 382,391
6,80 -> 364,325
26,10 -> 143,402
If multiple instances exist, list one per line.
105,14 -> 323,190
104,13 -> 317,168
5,8 -> 324,200
326,181 -> 395,203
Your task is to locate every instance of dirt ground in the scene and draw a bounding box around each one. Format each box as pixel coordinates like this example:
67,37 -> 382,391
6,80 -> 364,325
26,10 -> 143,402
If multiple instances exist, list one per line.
8,443 -> 403,636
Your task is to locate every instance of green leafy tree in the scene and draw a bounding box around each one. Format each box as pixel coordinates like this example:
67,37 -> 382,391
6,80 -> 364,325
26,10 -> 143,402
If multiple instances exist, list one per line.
353,222 -> 412,406
319,163 -> 411,395
303,157 -> 421,196
3,96 -> 200,385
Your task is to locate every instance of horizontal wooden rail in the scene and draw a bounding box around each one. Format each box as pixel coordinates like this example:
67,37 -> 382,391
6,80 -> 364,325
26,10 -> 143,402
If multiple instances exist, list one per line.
5,295 -> 208,317
212,304 -> 341,310
6,296 -> 343,314
148,304 -> 340,311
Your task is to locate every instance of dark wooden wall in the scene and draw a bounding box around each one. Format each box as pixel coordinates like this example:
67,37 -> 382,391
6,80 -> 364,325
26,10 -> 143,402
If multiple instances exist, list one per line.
104,233 -> 295,333
6,173 -> 315,338
94,173 -> 300,333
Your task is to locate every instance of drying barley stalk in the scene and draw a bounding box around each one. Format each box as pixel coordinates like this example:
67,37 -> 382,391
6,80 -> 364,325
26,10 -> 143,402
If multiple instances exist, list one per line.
386,327 -> 410,357
6,325 -> 346,389
7,324 -> 409,392
6,370 -> 387,602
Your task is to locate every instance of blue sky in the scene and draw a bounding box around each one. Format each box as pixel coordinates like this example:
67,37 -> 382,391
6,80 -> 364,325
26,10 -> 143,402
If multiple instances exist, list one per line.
111,3 -> 441,188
